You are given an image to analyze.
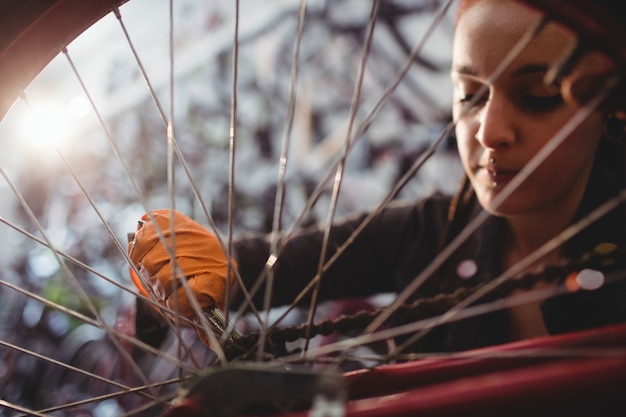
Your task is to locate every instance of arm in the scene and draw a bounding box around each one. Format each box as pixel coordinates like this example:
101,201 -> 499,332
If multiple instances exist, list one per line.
232,195 -> 452,310
129,194 -> 452,318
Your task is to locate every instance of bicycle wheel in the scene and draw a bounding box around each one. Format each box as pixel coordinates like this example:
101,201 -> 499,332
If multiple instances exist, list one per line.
0,1 -> 624,416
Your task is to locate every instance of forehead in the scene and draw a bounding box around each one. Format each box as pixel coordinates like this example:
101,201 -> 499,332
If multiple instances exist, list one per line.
452,0 -> 575,78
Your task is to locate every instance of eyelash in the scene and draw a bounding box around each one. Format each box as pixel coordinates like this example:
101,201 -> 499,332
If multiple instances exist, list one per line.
457,92 -> 564,113
457,92 -> 487,108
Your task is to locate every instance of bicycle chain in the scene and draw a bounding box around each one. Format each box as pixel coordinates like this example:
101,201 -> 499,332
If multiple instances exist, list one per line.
223,243 -> 625,361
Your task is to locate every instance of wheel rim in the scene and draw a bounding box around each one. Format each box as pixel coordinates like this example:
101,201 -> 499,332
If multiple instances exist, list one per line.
0,1 -> 624,415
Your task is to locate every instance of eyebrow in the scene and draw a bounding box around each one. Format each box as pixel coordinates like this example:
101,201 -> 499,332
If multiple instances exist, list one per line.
511,63 -> 550,77
452,63 -> 550,78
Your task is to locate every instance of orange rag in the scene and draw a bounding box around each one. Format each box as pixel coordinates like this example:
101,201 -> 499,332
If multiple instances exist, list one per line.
128,209 -> 236,319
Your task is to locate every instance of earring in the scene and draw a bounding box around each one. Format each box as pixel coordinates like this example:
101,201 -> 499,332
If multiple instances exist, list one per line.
603,112 -> 625,142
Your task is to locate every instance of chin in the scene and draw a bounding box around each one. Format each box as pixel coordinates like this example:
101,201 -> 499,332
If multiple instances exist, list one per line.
476,193 -> 529,218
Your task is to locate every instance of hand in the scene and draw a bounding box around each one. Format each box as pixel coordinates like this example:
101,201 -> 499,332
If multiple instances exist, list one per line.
128,209 -> 237,319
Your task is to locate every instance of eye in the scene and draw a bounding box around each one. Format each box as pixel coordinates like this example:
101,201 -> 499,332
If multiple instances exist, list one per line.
520,93 -> 564,112
457,90 -> 488,109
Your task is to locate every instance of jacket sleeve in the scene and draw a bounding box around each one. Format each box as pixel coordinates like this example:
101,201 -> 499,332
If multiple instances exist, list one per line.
231,194 -> 452,310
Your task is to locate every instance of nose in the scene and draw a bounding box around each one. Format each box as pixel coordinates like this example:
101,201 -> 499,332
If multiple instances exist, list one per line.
474,93 -> 516,150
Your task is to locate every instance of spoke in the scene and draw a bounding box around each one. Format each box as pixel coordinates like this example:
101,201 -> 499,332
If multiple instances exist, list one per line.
281,0 -> 456,240
62,31 -> 231,362
392,187 -> 626,356
360,14 -> 549,335
113,5 -> 167,127
256,0 -> 308,360
0,213 -> 217,364
364,71 -> 617,338
54,127 -> 205,367
303,0 -> 380,356
21,38 -> 212,368
0,216 -> 203,374
0,216 -> 141,298
0,276 -> 198,374
233,0 -> 456,335
117,389 -> 180,417
274,265 -> 626,364
62,45 -> 151,222
17,378 -> 182,416
0,164 -> 164,396
0,340 -> 158,401
259,121 -> 455,336
226,0 -> 240,326
48,148 -> 204,356
1,2 -> 623,414
253,12 -> 619,366
166,0 -> 186,378
115,1 -> 264,340
0,400 -> 51,417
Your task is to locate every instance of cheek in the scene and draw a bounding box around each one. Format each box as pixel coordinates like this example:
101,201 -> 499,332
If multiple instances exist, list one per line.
572,113 -> 603,147
531,114 -> 602,189
549,113 -> 602,161
454,123 -> 477,169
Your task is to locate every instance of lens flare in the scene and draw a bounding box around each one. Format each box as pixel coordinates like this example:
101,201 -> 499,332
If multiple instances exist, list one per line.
565,269 -> 605,292
456,259 -> 478,279
19,102 -> 70,148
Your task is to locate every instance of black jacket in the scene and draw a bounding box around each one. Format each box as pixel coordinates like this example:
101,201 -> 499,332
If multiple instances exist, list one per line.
233,147 -> 626,352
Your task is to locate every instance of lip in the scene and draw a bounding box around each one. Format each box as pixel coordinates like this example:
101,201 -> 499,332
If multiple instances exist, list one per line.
478,164 -> 519,187
488,167 -> 519,186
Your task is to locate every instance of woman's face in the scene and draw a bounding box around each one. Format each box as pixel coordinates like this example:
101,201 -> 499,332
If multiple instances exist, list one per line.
451,0 -> 603,218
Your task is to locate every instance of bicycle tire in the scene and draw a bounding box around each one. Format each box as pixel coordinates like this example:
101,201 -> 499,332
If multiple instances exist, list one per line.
0,0 -> 129,120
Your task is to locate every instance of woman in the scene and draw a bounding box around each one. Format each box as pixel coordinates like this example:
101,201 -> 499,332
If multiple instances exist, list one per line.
129,0 -> 626,353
